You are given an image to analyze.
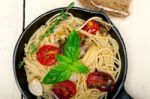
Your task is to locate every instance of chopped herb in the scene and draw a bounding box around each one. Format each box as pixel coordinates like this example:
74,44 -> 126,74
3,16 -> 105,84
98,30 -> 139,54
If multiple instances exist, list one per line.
18,60 -> 25,69
40,18 -> 61,39
60,2 -> 75,20
60,10 -> 68,20
42,30 -> 89,84
66,2 -> 75,12
29,42 -> 38,54
40,2 -> 75,39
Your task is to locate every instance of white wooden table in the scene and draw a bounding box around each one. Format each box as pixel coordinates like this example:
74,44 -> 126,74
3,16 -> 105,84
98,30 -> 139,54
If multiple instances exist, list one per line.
0,0 -> 150,99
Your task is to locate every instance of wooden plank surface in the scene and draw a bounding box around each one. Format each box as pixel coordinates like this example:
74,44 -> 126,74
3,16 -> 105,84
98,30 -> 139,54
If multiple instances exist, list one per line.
0,0 -> 23,99
0,0 -> 150,99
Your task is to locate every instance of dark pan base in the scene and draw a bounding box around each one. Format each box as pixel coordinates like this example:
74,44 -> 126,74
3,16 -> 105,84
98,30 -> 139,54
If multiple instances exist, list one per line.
13,7 -> 128,99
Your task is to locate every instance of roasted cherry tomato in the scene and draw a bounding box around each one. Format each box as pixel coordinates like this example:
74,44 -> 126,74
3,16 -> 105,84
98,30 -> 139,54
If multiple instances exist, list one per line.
86,71 -> 115,92
36,45 -> 59,66
82,20 -> 100,34
52,80 -> 77,99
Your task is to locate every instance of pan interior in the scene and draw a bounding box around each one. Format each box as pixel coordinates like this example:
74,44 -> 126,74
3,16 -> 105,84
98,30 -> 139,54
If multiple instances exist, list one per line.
13,7 -> 127,99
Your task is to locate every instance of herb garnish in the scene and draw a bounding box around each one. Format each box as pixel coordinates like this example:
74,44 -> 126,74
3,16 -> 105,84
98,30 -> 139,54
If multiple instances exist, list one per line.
20,2 -> 75,69
30,2 -> 75,55
40,2 -> 75,39
30,42 -> 38,54
42,30 -> 89,84
18,60 -> 25,69
19,2 -> 75,69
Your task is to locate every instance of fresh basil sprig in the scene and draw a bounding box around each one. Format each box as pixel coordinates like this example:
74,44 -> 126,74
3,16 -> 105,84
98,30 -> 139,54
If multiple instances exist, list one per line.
42,30 -> 89,84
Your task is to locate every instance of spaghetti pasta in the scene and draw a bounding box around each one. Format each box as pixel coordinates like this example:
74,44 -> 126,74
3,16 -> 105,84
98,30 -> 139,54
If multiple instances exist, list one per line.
23,12 -> 121,99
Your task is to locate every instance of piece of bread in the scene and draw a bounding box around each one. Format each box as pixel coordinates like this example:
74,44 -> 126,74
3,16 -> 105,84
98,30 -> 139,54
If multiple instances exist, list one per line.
78,0 -> 132,18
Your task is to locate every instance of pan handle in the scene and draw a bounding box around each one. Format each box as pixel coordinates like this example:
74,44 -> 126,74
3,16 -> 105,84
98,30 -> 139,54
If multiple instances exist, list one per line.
116,87 -> 133,99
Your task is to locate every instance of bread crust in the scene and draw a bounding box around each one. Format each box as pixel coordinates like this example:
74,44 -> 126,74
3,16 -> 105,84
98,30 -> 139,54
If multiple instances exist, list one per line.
78,0 -> 131,18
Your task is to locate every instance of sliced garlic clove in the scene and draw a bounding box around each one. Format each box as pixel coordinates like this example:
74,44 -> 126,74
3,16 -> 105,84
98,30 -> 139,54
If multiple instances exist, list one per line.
28,79 -> 43,96
70,73 -> 78,82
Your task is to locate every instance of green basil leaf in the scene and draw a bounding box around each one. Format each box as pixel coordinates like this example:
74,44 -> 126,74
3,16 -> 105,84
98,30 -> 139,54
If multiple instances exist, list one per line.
72,61 -> 89,73
56,69 -> 72,82
64,30 -> 80,61
42,65 -> 72,84
56,55 -> 72,64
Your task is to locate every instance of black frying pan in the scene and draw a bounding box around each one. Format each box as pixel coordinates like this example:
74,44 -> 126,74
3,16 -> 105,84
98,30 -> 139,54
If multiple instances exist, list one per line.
13,7 -> 132,99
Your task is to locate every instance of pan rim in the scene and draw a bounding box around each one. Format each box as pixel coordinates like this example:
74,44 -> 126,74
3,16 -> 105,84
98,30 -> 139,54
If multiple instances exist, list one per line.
13,7 -> 128,99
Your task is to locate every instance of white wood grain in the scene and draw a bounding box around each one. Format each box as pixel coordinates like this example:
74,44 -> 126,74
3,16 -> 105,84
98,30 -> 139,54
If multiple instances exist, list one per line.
0,0 -> 150,99
0,0 -> 22,99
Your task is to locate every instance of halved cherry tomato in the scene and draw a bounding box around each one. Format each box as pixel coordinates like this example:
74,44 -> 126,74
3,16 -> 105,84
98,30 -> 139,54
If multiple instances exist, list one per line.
86,71 -> 115,92
82,20 -> 100,35
52,80 -> 77,99
36,45 -> 59,66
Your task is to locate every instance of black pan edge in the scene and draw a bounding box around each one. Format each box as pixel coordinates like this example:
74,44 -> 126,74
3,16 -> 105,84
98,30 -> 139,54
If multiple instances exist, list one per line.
13,7 -> 128,99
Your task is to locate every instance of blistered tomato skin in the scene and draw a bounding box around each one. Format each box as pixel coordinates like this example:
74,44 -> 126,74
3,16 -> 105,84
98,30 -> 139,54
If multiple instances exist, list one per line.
82,20 -> 100,35
86,71 -> 115,92
52,80 -> 77,99
36,45 -> 59,66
